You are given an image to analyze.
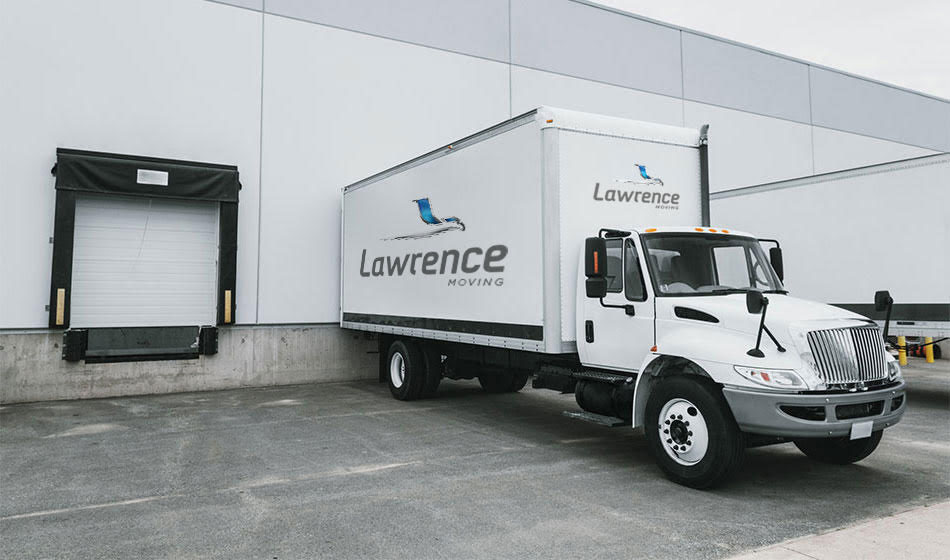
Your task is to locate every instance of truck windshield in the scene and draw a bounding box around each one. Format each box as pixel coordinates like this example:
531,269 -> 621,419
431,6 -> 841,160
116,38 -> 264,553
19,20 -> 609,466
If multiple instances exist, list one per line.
641,233 -> 784,296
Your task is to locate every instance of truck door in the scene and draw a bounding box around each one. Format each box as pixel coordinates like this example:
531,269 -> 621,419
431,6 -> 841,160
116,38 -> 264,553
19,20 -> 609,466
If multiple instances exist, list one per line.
580,236 -> 655,372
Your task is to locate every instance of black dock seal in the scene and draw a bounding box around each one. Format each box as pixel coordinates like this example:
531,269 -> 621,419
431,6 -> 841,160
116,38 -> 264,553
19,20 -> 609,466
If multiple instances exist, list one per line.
48,148 -> 240,329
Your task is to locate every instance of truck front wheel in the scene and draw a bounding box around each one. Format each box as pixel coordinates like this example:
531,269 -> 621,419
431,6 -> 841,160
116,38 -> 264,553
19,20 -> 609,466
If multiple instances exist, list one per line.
387,340 -> 426,401
793,431 -> 883,465
645,377 -> 744,489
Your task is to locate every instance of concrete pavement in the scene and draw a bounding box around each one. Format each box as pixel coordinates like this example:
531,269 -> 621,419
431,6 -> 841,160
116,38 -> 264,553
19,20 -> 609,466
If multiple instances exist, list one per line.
728,500 -> 950,559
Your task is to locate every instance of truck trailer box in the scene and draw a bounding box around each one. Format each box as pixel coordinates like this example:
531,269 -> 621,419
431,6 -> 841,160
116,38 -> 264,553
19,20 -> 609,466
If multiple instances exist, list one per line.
341,107 -> 707,355
711,153 -> 950,341
340,108 -> 906,489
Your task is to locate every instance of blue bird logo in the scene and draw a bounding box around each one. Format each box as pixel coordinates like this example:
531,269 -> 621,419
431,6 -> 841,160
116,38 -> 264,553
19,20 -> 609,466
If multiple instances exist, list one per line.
384,197 -> 465,240
616,163 -> 664,186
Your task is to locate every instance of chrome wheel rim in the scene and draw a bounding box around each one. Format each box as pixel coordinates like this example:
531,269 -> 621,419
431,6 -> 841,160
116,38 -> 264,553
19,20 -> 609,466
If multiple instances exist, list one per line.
659,398 -> 709,466
390,352 -> 406,388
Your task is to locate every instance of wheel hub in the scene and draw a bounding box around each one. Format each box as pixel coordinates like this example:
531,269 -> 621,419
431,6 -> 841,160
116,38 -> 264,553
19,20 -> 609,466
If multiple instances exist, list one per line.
659,398 -> 709,466
390,352 -> 406,388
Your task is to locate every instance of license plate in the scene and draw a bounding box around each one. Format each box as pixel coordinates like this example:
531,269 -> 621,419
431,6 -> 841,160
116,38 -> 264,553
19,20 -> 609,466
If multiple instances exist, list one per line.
850,420 -> 873,440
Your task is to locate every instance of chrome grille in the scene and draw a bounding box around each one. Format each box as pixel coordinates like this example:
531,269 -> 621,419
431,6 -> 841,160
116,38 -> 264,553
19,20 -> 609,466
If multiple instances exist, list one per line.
807,326 -> 888,385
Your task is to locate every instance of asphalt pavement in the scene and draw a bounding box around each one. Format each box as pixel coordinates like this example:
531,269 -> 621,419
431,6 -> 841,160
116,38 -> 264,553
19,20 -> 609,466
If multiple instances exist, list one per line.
1,359 -> 947,559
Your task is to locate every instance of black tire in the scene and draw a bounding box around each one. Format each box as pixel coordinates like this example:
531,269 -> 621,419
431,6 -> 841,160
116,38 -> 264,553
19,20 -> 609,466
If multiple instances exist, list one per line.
420,346 -> 443,398
386,340 -> 425,401
478,370 -> 530,393
645,376 -> 744,489
794,431 -> 883,465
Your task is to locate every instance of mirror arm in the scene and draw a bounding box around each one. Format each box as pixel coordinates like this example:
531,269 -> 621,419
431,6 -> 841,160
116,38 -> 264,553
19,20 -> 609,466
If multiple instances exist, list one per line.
881,297 -> 893,342
747,299 -> 769,358
762,325 -> 786,352
599,298 -> 636,316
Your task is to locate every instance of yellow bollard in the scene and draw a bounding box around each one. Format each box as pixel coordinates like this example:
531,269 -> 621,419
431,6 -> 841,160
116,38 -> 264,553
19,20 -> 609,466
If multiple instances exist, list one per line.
897,336 -> 907,366
924,336 -> 934,363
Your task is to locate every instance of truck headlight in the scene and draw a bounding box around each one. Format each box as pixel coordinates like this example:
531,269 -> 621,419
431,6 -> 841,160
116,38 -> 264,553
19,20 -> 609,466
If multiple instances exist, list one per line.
887,360 -> 902,381
733,366 -> 806,390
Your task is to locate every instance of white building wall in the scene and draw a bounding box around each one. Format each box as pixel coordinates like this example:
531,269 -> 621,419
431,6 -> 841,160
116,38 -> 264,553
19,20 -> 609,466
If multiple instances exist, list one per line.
1,0 -> 947,330
0,0 -> 263,328
257,15 -> 509,324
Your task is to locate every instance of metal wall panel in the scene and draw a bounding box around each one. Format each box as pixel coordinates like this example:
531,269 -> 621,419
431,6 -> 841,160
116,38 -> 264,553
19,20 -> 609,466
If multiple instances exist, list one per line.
258,15 -> 509,324
812,127 -> 937,174
0,0 -> 262,329
684,101 -> 813,192
209,0 -> 262,10
711,160 -> 949,304
264,0 -> 509,62
682,32 -> 811,124
810,67 -> 950,151
510,0 -> 682,98
510,66 -> 684,126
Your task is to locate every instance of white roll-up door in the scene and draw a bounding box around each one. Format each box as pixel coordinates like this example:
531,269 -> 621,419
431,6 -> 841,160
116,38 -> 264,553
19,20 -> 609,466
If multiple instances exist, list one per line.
70,195 -> 219,328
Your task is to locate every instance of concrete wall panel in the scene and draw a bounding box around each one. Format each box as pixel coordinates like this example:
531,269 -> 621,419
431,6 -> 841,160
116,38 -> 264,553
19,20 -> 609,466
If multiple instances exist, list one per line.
510,66 -> 684,125
810,67 -> 950,151
684,101 -> 813,192
265,0 -> 509,62
257,16 -> 509,324
0,0 -> 263,329
511,0 -> 682,97
812,127 -> 937,175
682,32 -> 811,123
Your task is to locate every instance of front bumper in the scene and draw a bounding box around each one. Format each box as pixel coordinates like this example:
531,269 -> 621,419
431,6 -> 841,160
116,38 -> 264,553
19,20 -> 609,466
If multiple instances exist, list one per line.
722,381 -> 906,438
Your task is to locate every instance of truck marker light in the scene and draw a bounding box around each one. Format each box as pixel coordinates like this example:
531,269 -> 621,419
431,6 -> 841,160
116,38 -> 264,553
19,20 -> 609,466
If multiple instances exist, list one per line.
721,229 -> 729,233
651,345 -> 657,352
645,228 -> 656,232
708,228 -> 718,232
593,251 -> 599,274
694,227 -> 704,232
546,119 -> 553,123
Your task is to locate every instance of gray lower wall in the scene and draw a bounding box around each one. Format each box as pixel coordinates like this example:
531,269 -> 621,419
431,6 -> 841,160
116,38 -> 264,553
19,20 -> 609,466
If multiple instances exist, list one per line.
0,325 -> 377,404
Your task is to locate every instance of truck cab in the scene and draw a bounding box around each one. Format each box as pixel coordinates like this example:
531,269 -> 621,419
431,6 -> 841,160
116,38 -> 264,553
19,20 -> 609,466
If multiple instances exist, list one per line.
577,226 -> 906,487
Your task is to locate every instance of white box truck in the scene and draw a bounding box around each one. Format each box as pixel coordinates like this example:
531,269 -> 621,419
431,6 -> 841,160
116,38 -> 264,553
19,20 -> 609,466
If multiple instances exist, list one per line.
341,107 -> 906,488
712,153 -> 949,358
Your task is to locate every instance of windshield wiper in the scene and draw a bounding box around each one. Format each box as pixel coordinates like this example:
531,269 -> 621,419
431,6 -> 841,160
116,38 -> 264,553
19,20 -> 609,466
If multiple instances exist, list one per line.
708,288 -> 750,294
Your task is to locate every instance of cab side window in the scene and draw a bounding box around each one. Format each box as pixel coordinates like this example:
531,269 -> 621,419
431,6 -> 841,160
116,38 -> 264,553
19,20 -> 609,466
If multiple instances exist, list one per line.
604,239 -> 623,293
624,239 -> 647,302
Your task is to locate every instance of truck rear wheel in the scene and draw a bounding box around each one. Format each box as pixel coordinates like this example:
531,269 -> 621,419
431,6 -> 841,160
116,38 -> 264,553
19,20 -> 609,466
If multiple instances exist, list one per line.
793,431 -> 883,465
645,376 -> 744,489
387,340 -> 425,401
420,346 -> 443,398
478,370 -> 530,393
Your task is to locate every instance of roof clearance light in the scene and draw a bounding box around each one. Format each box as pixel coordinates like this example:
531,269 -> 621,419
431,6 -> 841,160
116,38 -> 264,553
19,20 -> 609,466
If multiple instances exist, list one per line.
708,228 -> 718,232
546,119 -> 554,123
694,227 -> 704,232
721,229 -> 730,233
645,228 -> 657,233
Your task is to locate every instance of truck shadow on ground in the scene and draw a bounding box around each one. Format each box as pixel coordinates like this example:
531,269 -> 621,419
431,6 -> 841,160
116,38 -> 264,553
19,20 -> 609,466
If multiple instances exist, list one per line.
415,378 -> 948,501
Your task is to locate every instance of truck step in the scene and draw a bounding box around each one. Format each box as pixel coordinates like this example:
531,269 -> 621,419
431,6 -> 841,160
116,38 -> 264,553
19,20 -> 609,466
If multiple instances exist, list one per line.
562,410 -> 629,427
572,370 -> 635,385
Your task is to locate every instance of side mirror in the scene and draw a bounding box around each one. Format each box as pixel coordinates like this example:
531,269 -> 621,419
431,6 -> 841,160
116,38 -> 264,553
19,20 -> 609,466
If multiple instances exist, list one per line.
746,290 -> 766,315
874,290 -> 892,312
585,237 -> 608,299
585,237 -> 607,279
586,277 -> 608,299
769,247 -> 784,282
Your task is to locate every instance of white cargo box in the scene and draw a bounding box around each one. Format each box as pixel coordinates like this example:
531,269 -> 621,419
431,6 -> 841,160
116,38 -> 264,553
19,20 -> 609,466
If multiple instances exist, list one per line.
341,107 -> 707,354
